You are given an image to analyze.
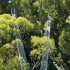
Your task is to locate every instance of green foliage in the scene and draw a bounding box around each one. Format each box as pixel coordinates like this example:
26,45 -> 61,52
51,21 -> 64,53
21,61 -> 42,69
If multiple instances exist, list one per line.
0,0 -> 9,14
0,14 -> 33,70
59,26 -> 70,56
33,21 -> 41,34
0,38 -> 28,70
66,15 -> 70,24
0,56 -> 27,70
58,16 -> 70,69
53,52 -> 64,69
0,14 -> 17,44
33,1 -> 40,7
16,17 -> 34,34
30,36 -> 56,59
7,56 -> 20,70
0,0 -> 70,70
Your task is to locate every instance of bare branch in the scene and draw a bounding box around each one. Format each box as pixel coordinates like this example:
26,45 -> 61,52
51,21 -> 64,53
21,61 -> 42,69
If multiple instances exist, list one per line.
31,61 -> 41,70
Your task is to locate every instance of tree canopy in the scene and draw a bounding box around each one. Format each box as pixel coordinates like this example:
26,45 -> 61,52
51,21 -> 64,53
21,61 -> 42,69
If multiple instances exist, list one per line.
0,0 -> 70,70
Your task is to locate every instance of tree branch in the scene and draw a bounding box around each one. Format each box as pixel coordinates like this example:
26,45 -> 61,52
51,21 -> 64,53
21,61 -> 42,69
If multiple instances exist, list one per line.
31,61 -> 41,70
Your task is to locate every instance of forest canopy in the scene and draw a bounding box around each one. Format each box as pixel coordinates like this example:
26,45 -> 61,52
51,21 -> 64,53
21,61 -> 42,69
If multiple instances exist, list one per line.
0,0 -> 70,70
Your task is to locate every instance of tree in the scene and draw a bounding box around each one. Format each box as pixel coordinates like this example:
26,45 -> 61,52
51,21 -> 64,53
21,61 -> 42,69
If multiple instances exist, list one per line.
30,36 -> 56,69
0,0 -> 70,70
0,14 -> 35,70
58,15 -> 70,70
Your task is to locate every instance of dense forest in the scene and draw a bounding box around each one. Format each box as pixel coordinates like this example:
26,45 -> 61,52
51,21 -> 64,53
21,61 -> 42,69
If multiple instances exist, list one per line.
0,0 -> 70,70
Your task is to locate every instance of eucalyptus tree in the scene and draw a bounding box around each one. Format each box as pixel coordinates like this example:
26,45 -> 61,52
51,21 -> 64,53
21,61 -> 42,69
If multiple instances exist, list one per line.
30,36 -> 56,70
0,14 -> 34,70
58,15 -> 70,70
